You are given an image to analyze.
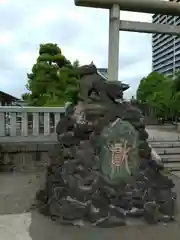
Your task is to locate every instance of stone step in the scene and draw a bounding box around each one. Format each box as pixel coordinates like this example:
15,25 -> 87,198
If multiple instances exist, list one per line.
162,158 -> 180,163
158,154 -> 180,160
149,140 -> 180,171
149,143 -> 180,148
149,139 -> 180,143
156,148 -> 180,155
164,162 -> 180,171
148,138 -> 180,142
148,135 -> 180,172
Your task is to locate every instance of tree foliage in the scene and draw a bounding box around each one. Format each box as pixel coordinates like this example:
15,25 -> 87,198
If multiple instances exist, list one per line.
22,43 -> 80,106
136,71 -> 180,121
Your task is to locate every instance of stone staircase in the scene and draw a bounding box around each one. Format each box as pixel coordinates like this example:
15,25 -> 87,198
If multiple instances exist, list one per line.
149,140 -> 180,173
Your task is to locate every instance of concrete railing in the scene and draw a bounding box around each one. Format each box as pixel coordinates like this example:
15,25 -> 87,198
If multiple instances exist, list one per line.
0,105 -> 69,137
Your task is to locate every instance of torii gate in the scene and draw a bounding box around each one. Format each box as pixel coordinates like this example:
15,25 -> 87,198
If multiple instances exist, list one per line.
74,0 -> 180,81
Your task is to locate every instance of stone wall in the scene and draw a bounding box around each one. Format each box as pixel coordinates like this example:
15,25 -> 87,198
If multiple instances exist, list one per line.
0,142 -> 58,172
0,141 -> 162,172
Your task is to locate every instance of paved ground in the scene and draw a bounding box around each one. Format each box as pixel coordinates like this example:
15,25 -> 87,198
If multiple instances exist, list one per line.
0,172 -> 180,240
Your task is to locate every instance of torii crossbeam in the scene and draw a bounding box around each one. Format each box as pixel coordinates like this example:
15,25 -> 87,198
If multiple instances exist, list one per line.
74,0 -> 180,81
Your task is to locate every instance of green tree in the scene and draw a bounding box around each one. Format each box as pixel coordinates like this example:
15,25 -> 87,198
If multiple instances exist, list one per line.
72,59 -> 80,68
170,71 -> 180,120
136,72 -> 174,120
172,71 -> 180,92
151,80 -> 174,120
136,72 -> 169,104
22,43 -> 79,106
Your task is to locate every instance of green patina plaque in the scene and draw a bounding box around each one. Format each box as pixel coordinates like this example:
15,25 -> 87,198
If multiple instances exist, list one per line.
96,118 -> 140,185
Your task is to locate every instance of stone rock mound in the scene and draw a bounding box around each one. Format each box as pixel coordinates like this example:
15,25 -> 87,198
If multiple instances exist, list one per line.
36,64 -> 177,227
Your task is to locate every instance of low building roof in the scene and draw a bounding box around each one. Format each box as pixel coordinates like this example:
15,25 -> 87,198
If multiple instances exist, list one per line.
0,91 -> 20,101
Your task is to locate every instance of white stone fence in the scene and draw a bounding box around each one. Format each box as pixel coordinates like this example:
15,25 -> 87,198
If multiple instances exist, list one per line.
0,104 -> 70,137
0,104 -> 163,166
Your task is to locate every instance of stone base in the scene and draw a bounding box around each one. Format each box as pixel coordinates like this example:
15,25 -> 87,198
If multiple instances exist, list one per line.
36,143 -> 177,227
0,142 -> 57,172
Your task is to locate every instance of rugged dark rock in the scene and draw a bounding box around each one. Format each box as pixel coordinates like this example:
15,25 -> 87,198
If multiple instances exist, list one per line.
36,63 -> 177,228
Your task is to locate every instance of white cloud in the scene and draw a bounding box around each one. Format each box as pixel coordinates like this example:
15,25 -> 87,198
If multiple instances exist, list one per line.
13,51 -> 38,70
0,0 -> 152,98
0,29 -> 13,45
25,6 -> 61,30
0,0 -> 9,4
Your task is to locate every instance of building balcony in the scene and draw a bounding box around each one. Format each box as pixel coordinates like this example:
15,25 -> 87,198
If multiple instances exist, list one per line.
175,60 -> 180,68
153,64 -> 173,73
153,46 -> 174,61
175,18 -> 180,25
174,50 -> 180,57
153,53 -> 174,67
152,33 -> 160,42
153,57 -> 174,69
167,15 -> 174,21
153,41 -> 174,57
175,37 -> 180,45
175,53 -> 180,62
153,36 -> 174,51
152,13 -> 160,23
152,34 -> 171,47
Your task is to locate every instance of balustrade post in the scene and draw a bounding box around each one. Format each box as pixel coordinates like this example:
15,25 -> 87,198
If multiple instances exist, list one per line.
0,112 -> 5,136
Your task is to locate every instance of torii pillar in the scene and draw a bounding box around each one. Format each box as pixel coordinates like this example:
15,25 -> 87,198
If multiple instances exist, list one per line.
108,4 -> 120,81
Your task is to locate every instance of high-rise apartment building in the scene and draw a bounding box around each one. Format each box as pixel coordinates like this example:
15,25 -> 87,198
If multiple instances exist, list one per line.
152,0 -> 180,76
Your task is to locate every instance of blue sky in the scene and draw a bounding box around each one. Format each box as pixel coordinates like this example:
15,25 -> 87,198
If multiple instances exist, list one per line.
0,0 -> 152,99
